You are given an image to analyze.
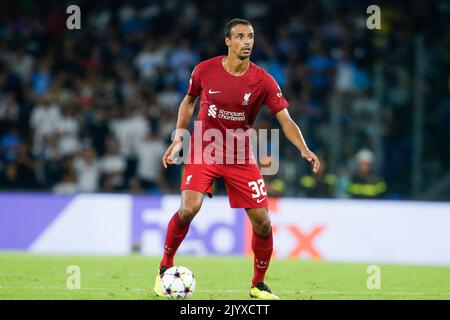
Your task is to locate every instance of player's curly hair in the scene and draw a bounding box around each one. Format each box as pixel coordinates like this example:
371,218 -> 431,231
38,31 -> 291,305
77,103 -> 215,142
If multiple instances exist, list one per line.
224,18 -> 252,39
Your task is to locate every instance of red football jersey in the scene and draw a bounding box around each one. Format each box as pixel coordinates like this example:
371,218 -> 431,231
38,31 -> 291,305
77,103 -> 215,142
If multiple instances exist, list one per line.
186,55 -> 289,164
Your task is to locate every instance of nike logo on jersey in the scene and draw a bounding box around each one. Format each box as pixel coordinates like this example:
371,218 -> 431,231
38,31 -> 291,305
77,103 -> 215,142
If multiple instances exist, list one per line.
256,197 -> 266,203
208,89 -> 221,94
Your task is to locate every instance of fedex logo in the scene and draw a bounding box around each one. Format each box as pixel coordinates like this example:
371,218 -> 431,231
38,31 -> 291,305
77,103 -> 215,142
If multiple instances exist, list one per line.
273,224 -> 325,259
133,196 -> 324,259
244,199 -> 326,259
134,197 -> 245,256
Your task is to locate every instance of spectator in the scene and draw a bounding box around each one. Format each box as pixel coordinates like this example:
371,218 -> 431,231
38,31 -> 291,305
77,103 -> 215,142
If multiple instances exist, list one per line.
0,143 -> 37,190
52,171 -> 78,194
299,157 -> 336,198
111,107 -> 149,157
0,162 -> 20,190
0,127 -> 21,162
29,94 -> 61,156
15,143 -> 38,189
135,43 -> 167,80
57,105 -> 81,157
74,146 -> 100,192
136,130 -> 166,193
31,63 -> 52,96
99,137 -> 126,191
347,149 -> 387,199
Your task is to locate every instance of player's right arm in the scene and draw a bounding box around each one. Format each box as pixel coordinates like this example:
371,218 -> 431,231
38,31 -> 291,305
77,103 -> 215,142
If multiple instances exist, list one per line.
162,94 -> 198,168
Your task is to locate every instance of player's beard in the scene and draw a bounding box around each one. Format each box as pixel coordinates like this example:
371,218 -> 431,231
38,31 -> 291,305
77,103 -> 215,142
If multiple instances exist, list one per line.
238,48 -> 252,60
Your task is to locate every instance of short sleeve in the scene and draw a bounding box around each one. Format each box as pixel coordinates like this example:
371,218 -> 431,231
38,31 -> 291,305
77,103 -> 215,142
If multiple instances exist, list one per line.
187,66 -> 201,97
264,74 -> 289,115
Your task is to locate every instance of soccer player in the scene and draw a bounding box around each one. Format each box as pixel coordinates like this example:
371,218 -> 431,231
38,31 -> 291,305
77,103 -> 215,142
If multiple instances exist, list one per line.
154,18 -> 320,299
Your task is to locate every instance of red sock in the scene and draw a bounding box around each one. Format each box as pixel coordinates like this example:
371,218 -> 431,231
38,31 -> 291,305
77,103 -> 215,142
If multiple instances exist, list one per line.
159,211 -> 190,269
251,229 -> 273,287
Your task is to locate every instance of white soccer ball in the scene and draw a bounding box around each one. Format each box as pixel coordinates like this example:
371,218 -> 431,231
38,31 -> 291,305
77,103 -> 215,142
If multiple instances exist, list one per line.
160,266 -> 196,299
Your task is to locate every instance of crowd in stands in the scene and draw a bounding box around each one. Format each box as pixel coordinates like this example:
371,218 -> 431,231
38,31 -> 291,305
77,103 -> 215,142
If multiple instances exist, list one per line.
0,0 -> 448,200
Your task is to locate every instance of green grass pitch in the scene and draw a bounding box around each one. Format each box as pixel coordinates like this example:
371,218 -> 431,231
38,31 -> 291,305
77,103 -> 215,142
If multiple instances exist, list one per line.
1,252 -> 450,300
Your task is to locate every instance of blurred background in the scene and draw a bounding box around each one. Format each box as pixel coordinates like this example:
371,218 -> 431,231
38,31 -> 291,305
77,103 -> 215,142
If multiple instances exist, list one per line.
1,0 -> 450,285
0,0 -> 449,201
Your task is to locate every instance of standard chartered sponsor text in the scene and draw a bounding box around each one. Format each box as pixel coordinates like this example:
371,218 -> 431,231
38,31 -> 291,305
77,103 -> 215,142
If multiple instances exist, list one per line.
218,110 -> 245,121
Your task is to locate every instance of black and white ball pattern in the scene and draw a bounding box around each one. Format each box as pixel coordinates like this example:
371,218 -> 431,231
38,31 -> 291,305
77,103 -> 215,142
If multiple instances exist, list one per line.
160,266 -> 196,299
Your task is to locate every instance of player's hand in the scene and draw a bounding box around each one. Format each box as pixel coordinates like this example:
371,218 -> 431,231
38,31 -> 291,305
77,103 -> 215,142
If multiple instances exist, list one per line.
162,140 -> 183,168
301,149 -> 320,174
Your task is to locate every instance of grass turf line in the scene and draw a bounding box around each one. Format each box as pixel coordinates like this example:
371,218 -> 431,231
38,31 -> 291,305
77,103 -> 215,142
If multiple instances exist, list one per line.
1,252 -> 450,300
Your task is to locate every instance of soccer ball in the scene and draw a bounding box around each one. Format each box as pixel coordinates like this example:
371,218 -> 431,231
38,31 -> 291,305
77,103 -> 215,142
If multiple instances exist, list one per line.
160,266 -> 196,299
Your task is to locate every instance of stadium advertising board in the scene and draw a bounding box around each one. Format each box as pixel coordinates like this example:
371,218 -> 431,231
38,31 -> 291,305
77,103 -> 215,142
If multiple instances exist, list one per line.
1,193 -> 449,265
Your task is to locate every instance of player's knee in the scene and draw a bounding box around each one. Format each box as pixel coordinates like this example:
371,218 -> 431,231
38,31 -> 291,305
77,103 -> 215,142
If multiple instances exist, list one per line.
179,204 -> 201,222
257,220 -> 272,237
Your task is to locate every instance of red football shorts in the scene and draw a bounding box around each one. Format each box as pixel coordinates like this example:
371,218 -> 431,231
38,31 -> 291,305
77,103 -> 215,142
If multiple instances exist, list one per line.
181,162 -> 268,208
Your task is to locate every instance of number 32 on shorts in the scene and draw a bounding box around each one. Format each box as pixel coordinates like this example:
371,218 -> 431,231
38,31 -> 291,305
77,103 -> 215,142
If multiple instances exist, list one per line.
248,179 -> 267,198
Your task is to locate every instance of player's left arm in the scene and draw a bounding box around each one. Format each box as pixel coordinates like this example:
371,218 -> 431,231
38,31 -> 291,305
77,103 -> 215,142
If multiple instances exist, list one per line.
275,109 -> 320,173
